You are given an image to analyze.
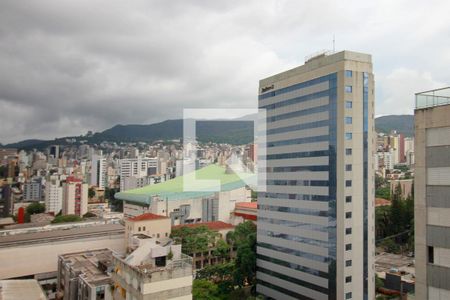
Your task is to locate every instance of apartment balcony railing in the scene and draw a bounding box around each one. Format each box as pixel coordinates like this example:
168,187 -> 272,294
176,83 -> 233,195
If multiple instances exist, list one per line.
416,87 -> 450,109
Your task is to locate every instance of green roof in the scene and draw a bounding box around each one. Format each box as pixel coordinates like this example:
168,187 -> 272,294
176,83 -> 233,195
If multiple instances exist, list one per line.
115,164 -> 255,205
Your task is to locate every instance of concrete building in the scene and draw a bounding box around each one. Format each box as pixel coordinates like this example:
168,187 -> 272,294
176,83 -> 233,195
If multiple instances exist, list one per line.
116,164 -> 252,225
63,177 -> 88,216
415,87 -> 450,299
23,180 -> 43,202
0,279 -> 46,300
124,213 -> 172,251
0,185 -> 13,218
257,50 -> 374,300
91,154 -> 107,189
0,223 -> 125,280
119,158 -> 158,191
45,178 -> 63,214
57,248 -> 114,300
112,248 -> 191,300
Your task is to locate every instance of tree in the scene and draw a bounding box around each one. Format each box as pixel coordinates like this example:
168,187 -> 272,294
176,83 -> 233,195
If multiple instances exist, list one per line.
83,212 -> 97,218
234,239 -> 256,287
88,187 -> 96,199
171,226 -> 219,255
192,279 -> 220,300
52,214 -> 82,223
390,183 -> 404,233
26,202 -> 45,215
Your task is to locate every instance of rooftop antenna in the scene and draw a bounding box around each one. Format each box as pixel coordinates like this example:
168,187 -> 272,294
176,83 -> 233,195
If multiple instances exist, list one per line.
333,34 -> 335,52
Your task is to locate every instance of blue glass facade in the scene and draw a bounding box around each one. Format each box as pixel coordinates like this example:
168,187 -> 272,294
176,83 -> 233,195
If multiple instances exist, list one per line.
257,73 -> 337,300
363,72 -> 369,300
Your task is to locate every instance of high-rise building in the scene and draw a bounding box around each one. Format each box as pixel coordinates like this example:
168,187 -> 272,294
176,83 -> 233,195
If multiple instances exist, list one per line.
62,177 -> 88,216
257,50 -> 374,300
45,178 -> 63,214
23,180 -> 43,202
91,154 -> 107,189
415,87 -> 450,299
119,158 -> 158,191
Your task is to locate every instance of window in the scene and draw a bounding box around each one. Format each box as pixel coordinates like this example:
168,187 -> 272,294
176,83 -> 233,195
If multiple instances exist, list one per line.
346,180 -> 352,187
345,117 -> 352,124
346,276 -> 352,283
428,246 -> 434,263
345,292 -> 352,299
345,148 -> 352,155
138,227 -> 141,232
143,226 -> 146,231
345,85 -> 352,93
165,233 -> 168,237
346,260 -> 352,267
346,164 -> 352,171
157,233 -> 160,238
345,70 -> 353,78
345,101 -> 352,108
346,228 -> 352,235
345,133 -> 352,140
346,244 -> 352,251
346,212 -> 352,219
346,196 -> 352,203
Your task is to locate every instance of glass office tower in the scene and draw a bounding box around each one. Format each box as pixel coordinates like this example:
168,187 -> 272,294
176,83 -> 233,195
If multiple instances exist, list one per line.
257,51 -> 374,300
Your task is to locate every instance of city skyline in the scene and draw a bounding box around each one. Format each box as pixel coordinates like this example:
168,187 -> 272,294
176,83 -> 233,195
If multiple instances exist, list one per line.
1,0 -> 450,143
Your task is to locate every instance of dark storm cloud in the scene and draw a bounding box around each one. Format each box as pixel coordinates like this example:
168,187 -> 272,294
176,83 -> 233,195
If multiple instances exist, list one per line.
1,0 -> 450,143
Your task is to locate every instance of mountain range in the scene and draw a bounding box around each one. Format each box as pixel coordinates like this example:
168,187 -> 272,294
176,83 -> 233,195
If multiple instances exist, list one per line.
3,115 -> 413,150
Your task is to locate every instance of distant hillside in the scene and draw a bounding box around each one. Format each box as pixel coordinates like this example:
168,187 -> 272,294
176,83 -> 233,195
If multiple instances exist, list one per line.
375,115 -> 414,137
5,119 -> 254,150
4,114 -> 414,150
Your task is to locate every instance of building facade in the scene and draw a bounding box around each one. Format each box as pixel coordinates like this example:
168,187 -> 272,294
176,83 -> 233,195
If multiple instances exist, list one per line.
23,180 -> 43,202
91,154 -> 107,189
63,177 -> 88,216
45,178 -> 63,214
415,88 -> 450,299
119,158 -> 159,191
257,50 -> 374,300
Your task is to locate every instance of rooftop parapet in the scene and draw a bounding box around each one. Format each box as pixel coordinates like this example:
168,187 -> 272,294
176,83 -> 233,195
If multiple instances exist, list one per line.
415,87 -> 450,109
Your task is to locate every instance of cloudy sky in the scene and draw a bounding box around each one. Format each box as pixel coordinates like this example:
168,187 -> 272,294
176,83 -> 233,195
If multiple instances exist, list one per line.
1,0 -> 449,144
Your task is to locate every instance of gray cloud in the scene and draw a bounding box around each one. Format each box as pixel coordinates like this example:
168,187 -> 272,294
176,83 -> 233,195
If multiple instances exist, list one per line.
1,0 -> 450,143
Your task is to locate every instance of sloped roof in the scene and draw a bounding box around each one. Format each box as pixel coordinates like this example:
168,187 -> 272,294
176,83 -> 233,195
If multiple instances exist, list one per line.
127,213 -> 169,222
172,221 -> 234,231
115,164 -> 255,204
235,202 -> 257,209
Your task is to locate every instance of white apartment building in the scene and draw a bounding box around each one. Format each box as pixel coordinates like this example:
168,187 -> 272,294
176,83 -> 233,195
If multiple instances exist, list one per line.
91,154 -> 107,189
45,179 -> 63,214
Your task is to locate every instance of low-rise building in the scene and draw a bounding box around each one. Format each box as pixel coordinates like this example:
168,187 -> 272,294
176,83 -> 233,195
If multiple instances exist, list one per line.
111,237 -> 192,300
0,279 -> 46,300
124,213 -> 172,252
115,164 -> 253,225
57,248 -> 114,300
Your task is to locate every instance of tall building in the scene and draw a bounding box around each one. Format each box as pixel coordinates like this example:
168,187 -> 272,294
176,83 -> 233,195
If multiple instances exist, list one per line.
415,87 -> 450,299
62,177 -> 88,216
23,180 -> 43,202
45,178 -> 63,214
119,158 -> 158,191
91,154 -> 107,189
257,50 -> 374,300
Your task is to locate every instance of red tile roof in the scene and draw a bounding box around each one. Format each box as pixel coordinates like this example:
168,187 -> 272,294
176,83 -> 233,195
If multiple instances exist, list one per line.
235,202 -> 257,209
375,198 -> 391,207
172,221 -> 235,231
128,213 -> 169,222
